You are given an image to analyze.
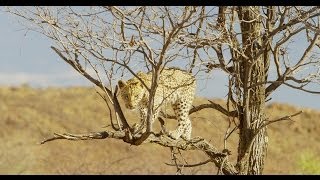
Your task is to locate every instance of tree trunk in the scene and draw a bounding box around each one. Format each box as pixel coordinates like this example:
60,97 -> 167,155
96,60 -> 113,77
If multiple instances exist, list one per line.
235,6 -> 268,175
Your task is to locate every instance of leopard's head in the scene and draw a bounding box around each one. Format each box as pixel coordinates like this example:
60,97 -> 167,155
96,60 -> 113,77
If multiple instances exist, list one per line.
118,78 -> 145,109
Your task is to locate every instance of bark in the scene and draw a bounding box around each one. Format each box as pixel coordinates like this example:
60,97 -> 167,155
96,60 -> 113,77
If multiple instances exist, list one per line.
40,131 -> 238,175
236,6 -> 268,175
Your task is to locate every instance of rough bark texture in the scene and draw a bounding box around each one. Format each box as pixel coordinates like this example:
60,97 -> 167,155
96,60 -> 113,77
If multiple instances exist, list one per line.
40,131 -> 238,175
236,6 -> 268,175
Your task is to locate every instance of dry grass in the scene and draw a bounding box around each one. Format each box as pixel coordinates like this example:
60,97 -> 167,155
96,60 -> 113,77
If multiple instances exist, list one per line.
0,85 -> 319,174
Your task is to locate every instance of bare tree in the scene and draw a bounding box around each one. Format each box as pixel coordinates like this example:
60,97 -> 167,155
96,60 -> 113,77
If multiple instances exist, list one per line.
6,6 -> 320,175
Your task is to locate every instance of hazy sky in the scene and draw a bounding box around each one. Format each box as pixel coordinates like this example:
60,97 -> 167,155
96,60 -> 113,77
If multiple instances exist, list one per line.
0,10 -> 319,110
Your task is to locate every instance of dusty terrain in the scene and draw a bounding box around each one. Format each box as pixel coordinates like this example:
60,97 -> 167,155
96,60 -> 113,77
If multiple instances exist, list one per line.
0,86 -> 319,174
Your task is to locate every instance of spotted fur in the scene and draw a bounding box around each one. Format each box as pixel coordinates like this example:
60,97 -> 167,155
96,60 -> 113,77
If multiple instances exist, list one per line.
118,68 -> 196,140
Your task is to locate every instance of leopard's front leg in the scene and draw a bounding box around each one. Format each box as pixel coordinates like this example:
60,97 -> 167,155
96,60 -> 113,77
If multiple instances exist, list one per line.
169,100 -> 192,140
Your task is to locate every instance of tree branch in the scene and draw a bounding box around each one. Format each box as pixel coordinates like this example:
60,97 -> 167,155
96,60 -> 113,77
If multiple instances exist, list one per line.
160,100 -> 237,119
40,130 -> 238,175
51,46 -> 107,91
283,82 -> 320,94
51,46 -> 132,134
165,159 -> 212,168
257,111 -> 303,132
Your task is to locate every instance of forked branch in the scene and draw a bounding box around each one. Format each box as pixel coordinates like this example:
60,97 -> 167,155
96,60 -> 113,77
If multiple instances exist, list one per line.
40,130 -> 238,175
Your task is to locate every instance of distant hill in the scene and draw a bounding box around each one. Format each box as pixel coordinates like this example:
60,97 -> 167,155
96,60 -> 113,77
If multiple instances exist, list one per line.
0,86 -> 319,174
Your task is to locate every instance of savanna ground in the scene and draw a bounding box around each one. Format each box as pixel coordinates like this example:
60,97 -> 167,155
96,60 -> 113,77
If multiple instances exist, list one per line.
0,85 -> 319,174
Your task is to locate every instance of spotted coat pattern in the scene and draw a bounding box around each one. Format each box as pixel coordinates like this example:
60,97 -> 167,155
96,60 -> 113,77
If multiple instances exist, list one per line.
118,68 -> 196,140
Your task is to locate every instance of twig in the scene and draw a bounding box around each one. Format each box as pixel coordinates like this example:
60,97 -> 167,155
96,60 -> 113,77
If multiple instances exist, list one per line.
261,110 -> 303,129
283,83 -> 320,94
217,156 -> 228,175
239,110 -> 304,160
165,159 -> 212,168
170,147 -> 183,175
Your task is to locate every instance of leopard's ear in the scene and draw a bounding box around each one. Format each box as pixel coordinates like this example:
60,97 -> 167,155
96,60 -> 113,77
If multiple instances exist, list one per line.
136,72 -> 146,87
118,80 -> 126,89
137,71 -> 145,77
137,71 -> 148,80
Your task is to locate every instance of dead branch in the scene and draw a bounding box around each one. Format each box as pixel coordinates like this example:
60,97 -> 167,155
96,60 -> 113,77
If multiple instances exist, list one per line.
283,82 -> 320,94
165,159 -> 212,168
240,110 -> 304,157
161,100 -> 237,119
264,110 -> 303,127
51,46 -> 132,132
170,147 -> 183,174
40,130 -> 238,175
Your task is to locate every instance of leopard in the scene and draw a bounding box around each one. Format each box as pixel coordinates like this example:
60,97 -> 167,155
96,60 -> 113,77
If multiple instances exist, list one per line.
118,67 -> 196,140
